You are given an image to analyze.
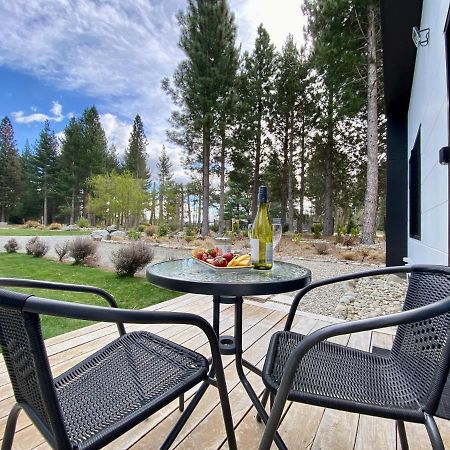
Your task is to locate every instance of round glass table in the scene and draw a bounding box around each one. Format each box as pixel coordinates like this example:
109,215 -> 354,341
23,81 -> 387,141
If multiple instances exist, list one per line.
147,258 -> 311,450
147,258 -> 310,297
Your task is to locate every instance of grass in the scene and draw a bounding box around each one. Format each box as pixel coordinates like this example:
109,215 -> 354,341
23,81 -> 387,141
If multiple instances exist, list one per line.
0,253 -> 181,339
0,228 -> 91,236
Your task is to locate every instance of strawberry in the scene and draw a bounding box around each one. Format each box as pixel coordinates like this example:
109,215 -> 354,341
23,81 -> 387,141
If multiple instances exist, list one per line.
212,256 -> 228,267
206,248 -> 217,257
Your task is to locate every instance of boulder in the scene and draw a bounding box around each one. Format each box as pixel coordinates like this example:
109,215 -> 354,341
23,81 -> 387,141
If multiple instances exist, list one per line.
91,230 -> 109,241
110,230 -> 127,239
64,224 -> 80,231
107,225 -> 118,232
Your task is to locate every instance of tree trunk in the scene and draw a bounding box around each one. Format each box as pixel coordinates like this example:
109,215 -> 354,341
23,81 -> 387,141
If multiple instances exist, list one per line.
218,127 -> 226,235
280,114 -> 290,227
43,194 -> 48,226
361,2 -> 379,244
323,92 -> 334,236
251,102 -> 263,220
187,192 -> 192,226
179,185 -> 184,229
298,119 -> 306,232
201,124 -> 210,237
1,207 -> 5,223
287,112 -> 295,231
70,188 -> 75,225
158,181 -> 164,224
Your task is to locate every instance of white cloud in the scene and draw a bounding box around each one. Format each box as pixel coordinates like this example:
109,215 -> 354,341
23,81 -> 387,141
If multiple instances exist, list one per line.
99,113 -> 132,156
1,0 -> 306,182
230,0 -> 306,51
12,101 -> 65,124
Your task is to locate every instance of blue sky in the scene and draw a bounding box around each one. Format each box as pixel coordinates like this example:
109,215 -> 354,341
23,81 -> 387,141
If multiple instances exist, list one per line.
0,0 -> 305,181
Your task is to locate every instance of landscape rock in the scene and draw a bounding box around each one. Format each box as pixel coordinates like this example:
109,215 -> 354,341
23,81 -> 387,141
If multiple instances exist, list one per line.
107,225 -> 118,232
91,230 -> 109,241
110,230 -> 127,239
0,222 -> 7,228
64,225 -> 80,231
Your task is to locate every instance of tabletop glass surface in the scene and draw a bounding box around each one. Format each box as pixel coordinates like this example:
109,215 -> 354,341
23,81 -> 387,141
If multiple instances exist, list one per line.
148,258 -> 309,285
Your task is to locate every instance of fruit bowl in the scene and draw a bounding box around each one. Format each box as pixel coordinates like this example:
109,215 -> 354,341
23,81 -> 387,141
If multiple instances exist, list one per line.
192,258 -> 254,271
190,247 -> 253,271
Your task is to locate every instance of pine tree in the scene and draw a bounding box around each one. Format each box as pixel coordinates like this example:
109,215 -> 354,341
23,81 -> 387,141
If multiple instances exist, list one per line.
14,140 -> 40,221
124,114 -> 150,182
0,117 -> 21,222
166,0 -> 239,236
79,106 -> 109,214
240,25 -> 276,219
157,146 -> 174,224
33,121 -> 58,225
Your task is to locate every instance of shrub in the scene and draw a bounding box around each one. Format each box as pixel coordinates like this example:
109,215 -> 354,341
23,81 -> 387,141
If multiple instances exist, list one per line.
210,223 -> 219,233
137,224 -> 147,232
77,217 -> 90,228
360,247 -> 371,263
342,234 -> 357,247
292,233 -> 303,244
23,220 -> 40,228
145,225 -> 158,236
69,237 -> 97,264
158,222 -> 169,237
314,242 -> 329,255
185,226 -> 195,237
342,251 -> 357,261
48,222 -> 62,230
111,241 -> 154,276
350,227 -> 359,237
185,236 -> 195,242
55,240 -> 70,261
127,230 -> 141,241
4,238 -> 19,253
312,223 -> 323,239
26,237 -> 49,257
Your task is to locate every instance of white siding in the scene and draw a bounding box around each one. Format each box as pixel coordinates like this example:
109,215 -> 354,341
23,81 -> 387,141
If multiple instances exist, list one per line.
407,0 -> 449,265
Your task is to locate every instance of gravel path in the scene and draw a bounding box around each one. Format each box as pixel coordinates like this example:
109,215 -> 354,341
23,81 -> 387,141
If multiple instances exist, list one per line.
0,236 -> 406,320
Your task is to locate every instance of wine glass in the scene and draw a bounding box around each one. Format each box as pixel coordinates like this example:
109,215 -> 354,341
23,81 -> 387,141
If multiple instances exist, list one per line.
272,222 -> 282,251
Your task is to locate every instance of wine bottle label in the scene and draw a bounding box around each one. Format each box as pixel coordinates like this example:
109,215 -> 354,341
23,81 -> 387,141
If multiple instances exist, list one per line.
250,238 -> 273,264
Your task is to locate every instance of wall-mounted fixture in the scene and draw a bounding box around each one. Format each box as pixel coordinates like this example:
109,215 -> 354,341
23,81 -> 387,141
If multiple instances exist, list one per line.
412,26 -> 430,47
439,146 -> 449,165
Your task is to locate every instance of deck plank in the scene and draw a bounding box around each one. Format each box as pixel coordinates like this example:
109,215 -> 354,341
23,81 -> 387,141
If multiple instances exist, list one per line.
0,294 -> 447,450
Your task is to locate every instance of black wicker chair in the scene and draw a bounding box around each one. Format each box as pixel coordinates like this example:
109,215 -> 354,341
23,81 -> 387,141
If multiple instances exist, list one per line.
0,278 -> 237,450
258,265 -> 450,450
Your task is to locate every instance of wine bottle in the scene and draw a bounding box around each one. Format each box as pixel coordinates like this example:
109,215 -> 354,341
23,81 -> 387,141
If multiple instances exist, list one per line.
250,186 -> 273,270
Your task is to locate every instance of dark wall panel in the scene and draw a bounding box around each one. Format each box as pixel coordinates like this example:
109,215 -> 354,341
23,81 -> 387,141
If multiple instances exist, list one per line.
385,115 -> 408,266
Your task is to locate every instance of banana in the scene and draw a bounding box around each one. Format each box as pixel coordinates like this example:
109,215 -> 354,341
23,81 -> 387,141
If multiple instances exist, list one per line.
235,254 -> 251,263
227,256 -> 239,267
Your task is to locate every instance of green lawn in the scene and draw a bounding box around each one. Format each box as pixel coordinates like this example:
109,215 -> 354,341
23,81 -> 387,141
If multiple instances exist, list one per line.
0,228 -> 91,236
0,253 -> 181,339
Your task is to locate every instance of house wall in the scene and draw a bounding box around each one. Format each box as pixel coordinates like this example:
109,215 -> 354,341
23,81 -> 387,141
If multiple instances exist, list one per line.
407,0 -> 449,265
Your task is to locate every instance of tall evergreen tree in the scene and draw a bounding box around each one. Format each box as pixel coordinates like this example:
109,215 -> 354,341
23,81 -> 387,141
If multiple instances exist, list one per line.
79,106 -> 109,214
157,146 -> 174,224
124,114 -> 150,182
240,25 -> 276,219
165,0 -> 239,236
33,121 -> 58,225
0,117 -> 21,222
14,140 -> 40,221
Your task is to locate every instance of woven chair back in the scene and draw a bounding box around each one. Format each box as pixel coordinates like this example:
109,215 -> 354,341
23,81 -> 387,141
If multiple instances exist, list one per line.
0,290 -> 69,445
391,267 -> 450,413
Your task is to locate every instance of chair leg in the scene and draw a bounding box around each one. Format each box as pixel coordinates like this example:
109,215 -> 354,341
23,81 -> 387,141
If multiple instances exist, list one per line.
2,403 -> 22,450
179,393 -> 185,412
424,413 -> 445,450
396,420 -> 409,450
257,389 -> 270,423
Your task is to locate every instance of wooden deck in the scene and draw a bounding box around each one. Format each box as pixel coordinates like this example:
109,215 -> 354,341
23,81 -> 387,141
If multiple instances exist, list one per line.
0,293 -> 449,450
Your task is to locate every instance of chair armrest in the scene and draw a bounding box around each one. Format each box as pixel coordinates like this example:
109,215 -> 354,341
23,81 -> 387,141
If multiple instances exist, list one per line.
259,295 -> 450,450
284,265 -> 414,330
0,278 -> 126,335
